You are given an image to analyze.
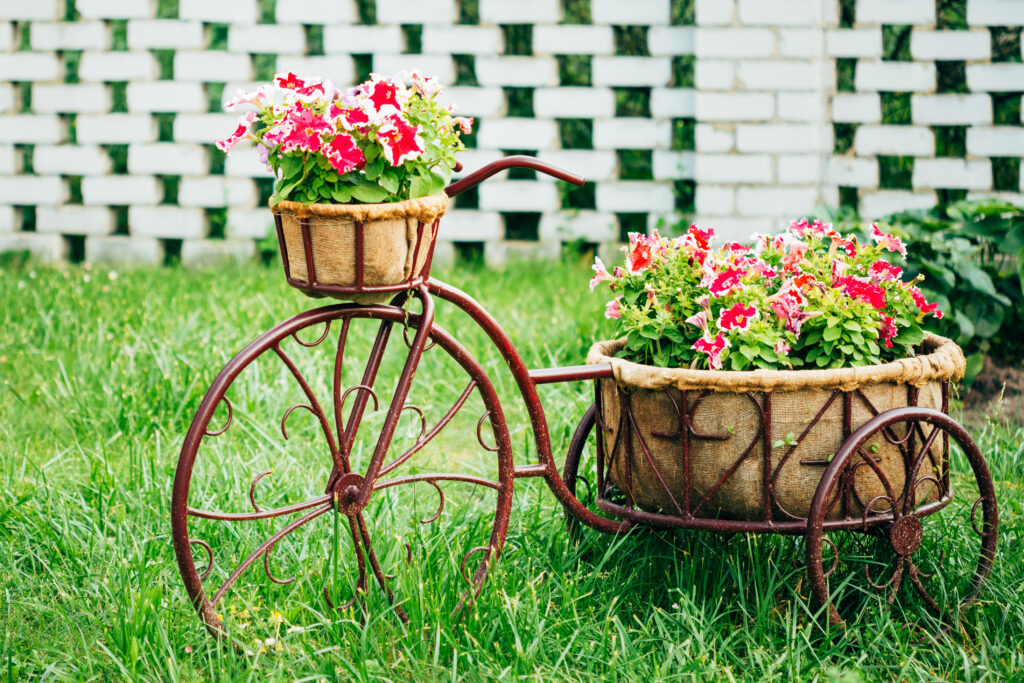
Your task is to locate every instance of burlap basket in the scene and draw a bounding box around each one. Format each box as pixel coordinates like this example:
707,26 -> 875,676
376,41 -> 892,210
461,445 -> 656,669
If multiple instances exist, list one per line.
272,193 -> 449,304
586,334 -> 966,521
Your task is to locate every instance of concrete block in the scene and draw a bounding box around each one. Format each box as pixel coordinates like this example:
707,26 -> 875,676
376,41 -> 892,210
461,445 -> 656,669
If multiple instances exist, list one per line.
695,184 -> 735,215
475,56 -> 558,87
179,0 -> 258,23
653,150 -> 696,179
174,51 -> 254,82
832,92 -> 881,123
85,235 -> 161,264
438,210 -> 504,241
967,0 -> 1024,25
0,175 -> 67,204
596,181 -> 676,212
323,24 -> 403,54
228,24 -> 306,55
592,57 -> 673,87
436,87 -> 505,117
736,186 -> 818,217
911,29 -> 990,61
591,0 -> 669,24
537,149 -> 618,181
859,190 -> 936,219
695,124 -> 734,153
479,180 -> 560,211
696,92 -> 775,121
0,52 -> 62,81
377,0 -> 457,24
0,233 -> 65,261
966,64 -> 1024,92
31,21 -> 109,50
736,123 -> 830,153
422,25 -> 502,55
695,28 -> 776,58
173,113 -> 239,143
913,158 -> 992,190
0,23 -> 14,52
828,156 -> 879,186
36,205 -> 115,234
652,88 -> 696,117
31,84 -> 110,113
696,153 -> 773,183
127,81 -> 207,113
539,211 -> 617,243
777,154 -> 822,184
34,144 -> 111,174
0,85 -> 12,114
178,176 -> 257,207
737,60 -> 822,91
854,125 -> 934,156
0,0 -> 61,20
966,127 -> 1024,157
77,114 -> 156,143
911,94 -> 992,126
0,145 -> 14,174
649,27 -> 696,56
778,92 -> 823,122
0,115 -> 65,144
82,175 -> 161,205
738,0 -> 820,26
128,143 -> 209,175
129,205 -> 206,238
182,239 -> 256,266
856,0 -> 935,25
594,118 -> 671,149
0,206 -> 17,232
826,28 -> 883,58
779,29 -> 822,58
696,60 -> 736,90
226,208 -> 274,239
127,20 -> 204,49
481,0 -> 562,23
76,0 -> 155,18
856,61 -> 935,92
533,25 -> 615,56
275,0 -> 355,23
697,216 -> 774,241
696,0 -> 735,25
79,51 -> 158,82
224,145 -> 273,177
477,118 -> 558,149
534,87 -> 615,118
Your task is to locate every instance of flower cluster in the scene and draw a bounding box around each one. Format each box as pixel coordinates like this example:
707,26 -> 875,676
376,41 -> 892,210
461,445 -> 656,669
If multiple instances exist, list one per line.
216,71 -> 472,205
591,219 -> 943,371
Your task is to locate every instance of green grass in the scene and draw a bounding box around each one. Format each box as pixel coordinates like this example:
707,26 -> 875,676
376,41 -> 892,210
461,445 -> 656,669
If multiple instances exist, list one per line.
1,255 -> 1023,681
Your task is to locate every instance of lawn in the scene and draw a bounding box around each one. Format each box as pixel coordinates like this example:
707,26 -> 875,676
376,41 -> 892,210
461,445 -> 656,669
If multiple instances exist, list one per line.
1,254 -> 1023,682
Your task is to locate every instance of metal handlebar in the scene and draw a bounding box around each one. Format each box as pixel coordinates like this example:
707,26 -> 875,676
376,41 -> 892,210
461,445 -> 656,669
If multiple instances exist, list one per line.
445,155 -> 586,198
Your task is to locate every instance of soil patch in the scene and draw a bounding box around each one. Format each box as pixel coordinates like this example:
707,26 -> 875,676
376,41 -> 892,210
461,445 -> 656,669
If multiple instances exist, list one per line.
962,356 -> 1024,426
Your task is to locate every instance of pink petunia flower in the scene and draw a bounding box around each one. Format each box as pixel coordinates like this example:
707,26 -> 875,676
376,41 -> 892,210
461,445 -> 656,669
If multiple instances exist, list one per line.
225,86 -> 269,111
321,132 -> 365,174
685,310 -> 708,332
869,259 -> 903,282
879,313 -> 898,349
453,116 -> 474,134
368,78 -> 405,113
589,256 -> 613,291
871,224 -> 907,256
774,340 -> 791,356
835,275 -> 887,310
688,224 -> 715,250
605,296 -> 622,319
717,302 -> 759,332
708,266 -> 746,298
908,286 -> 944,319
215,111 -> 257,153
281,108 -> 332,154
692,333 -> 730,370
627,233 -> 655,273
275,72 -> 306,90
377,114 -> 424,166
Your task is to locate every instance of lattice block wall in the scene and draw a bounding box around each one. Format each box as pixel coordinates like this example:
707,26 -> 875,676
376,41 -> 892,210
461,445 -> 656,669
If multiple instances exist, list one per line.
0,0 -> 695,266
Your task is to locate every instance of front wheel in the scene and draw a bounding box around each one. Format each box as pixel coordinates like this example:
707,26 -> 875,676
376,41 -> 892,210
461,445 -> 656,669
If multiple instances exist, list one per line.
806,408 -> 998,627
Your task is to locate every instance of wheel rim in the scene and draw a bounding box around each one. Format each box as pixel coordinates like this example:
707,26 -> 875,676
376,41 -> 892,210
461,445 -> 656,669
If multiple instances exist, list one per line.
171,303 -> 514,636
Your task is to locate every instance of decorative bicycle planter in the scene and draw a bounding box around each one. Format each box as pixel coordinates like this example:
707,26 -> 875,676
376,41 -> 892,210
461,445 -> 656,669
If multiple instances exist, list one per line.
172,156 -> 998,638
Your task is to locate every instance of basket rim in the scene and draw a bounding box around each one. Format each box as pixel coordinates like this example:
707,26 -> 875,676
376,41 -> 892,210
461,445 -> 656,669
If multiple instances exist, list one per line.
587,332 -> 965,393
270,192 -> 449,223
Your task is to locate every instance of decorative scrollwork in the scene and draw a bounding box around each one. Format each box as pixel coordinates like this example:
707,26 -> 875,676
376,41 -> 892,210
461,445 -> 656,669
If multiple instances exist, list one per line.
280,403 -> 318,440
419,480 -> 445,525
971,497 -> 986,537
477,411 -> 499,452
292,320 -> 331,347
248,470 -> 273,512
204,397 -> 233,437
190,539 -> 214,581
461,545 -> 492,586
820,535 -> 839,579
263,542 -> 295,585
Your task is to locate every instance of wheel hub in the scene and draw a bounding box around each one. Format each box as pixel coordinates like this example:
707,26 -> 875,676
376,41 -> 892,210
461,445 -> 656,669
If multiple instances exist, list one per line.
889,515 -> 923,556
332,473 -> 367,515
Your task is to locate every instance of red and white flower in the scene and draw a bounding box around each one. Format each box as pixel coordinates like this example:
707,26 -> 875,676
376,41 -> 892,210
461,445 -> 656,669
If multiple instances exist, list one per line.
871,224 -> 907,256
908,286 -> 943,319
627,233 -> 655,273
879,313 -> 898,349
605,297 -> 622,319
321,133 -> 365,174
215,111 -> 257,153
708,266 -> 746,298
685,311 -> 708,332
589,256 -> 613,291
717,302 -> 759,332
376,114 -> 424,166
692,333 -> 730,370
869,259 -> 903,282
280,108 -> 331,154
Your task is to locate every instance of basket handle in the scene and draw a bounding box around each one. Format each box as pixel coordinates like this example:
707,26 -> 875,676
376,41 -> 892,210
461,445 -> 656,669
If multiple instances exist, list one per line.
445,155 -> 586,198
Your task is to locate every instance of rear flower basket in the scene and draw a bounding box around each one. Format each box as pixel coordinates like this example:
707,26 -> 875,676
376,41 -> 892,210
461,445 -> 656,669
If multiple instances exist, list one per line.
272,193 -> 448,303
586,333 -> 965,521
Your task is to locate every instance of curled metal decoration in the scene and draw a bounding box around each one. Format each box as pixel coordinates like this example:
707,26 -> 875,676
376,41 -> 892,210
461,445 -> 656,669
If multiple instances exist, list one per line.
339,384 -> 380,418
292,320 -> 331,348
190,539 -> 214,581
263,542 -> 296,585
820,535 -> 839,579
400,404 -> 428,444
272,342 -> 343,473
916,549 -> 944,580
971,497 -> 986,537
204,397 -> 233,437
419,480 -> 446,525
460,545 -> 492,587
280,403 -> 318,440
477,411 -> 499,452
401,309 -> 437,352
248,470 -> 273,513
861,493 -> 895,531
865,558 -> 903,602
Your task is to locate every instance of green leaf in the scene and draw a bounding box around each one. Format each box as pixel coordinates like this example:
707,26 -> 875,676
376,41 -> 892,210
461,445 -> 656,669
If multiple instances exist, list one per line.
363,144 -> 380,162
330,185 -> 351,203
349,182 -> 389,203
843,320 -> 862,332
1018,245 -> 1024,296
379,169 -> 400,194
739,345 -> 758,361
281,154 -> 302,179
961,263 -> 999,298
364,156 -> 386,181
893,323 -> 924,346
823,326 -> 841,342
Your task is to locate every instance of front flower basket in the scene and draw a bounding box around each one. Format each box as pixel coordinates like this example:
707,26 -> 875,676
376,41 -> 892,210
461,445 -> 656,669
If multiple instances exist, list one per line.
587,333 -> 966,522
272,192 -> 449,304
